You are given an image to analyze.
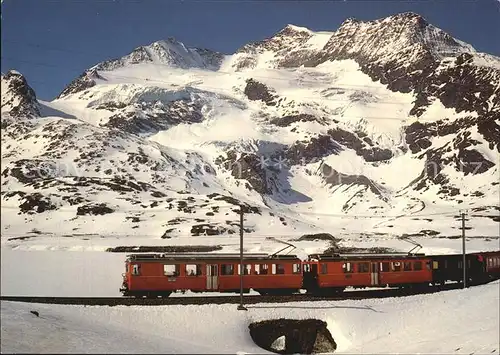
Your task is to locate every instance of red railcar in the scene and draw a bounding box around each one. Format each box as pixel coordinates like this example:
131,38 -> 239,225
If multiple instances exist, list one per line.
120,250 -> 500,298
120,253 -> 304,297
305,253 -> 433,294
477,250 -> 500,280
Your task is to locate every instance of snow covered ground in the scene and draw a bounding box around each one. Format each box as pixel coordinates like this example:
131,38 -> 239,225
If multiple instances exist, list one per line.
2,280 -> 499,354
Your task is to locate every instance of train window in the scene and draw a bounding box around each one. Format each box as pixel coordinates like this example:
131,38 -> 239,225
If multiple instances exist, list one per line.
321,263 -> 328,274
237,264 -> 251,275
261,264 -> 269,275
163,264 -> 179,276
403,262 -> 412,271
186,264 -> 201,276
131,264 -> 140,275
380,263 -> 390,272
221,264 -> 234,275
293,264 -> 301,274
414,261 -> 422,270
358,263 -> 369,273
276,264 -> 285,275
391,262 -> 401,272
254,264 -> 261,274
342,262 -> 353,273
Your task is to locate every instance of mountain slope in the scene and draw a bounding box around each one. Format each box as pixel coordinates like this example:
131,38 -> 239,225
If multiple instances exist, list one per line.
1,12 -> 499,250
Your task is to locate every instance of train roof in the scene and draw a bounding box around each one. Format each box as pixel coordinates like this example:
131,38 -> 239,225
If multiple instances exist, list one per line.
126,252 -> 301,262
309,252 -> 427,260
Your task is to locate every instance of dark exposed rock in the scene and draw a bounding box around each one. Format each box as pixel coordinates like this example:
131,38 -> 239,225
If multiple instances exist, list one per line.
56,70 -> 101,99
234,25 -> 313,70
327,128 -> 393,162
94,101 -> 128,112
404,116 -> 479,154
19,193 -> 57,214
190,223 -> 225,236
321,162 -> 387,198
249,319 -> 337,354
106,245 -> 222,252
294,233 -> 341,243
1,70 -> 40,117
270,114 -> 320,127
243,79 -> 279,106
324,245 -> 398,254
284,135 -> 343,165
61,195 -> 88,206
477,112 -> 500,153
76,203 -> 115,216
217,151 -> 270,194
206,193 -> 261,214
190,223 -> 227,236
456,149 -> 495,175
3,159 -> 47,184
102,99 -> 204,135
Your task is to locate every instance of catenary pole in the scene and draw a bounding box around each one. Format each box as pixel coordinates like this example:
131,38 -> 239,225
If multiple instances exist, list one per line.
462,211 -> 467,289
238,205 -> 247,310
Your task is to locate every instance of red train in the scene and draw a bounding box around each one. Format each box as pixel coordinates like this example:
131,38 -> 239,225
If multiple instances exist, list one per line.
120,250 -> 500,298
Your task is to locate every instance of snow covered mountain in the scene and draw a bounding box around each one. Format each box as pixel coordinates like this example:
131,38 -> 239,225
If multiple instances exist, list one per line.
1,12 -> 499,249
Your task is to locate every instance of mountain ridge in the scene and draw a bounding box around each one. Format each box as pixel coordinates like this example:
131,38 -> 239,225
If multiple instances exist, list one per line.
1,11 -> 499,248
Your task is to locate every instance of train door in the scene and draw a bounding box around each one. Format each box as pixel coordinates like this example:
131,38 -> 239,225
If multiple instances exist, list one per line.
370,262 -> 380,286
206,264 -> 218,290
302,261 -> 319,291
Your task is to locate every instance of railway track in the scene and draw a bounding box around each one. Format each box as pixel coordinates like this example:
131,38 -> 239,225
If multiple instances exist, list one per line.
0,283 -> 466,306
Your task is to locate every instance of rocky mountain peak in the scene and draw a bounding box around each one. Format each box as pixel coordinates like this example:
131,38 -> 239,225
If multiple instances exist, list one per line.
56,37 -> 225,99
324,11 -> 475,63
338,17 -> 361,27
280,24 -> 312,35
235,24 -> 314,57
0,70 -> 40,118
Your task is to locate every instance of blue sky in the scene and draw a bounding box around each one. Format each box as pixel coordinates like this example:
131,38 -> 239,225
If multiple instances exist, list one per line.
1,0 -> 499,100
